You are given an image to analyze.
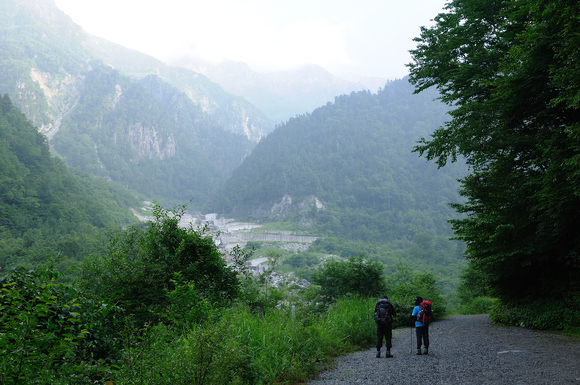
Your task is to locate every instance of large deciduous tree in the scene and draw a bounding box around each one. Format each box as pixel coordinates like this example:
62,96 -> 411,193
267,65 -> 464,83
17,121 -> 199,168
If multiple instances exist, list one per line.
408,0 -> 580,304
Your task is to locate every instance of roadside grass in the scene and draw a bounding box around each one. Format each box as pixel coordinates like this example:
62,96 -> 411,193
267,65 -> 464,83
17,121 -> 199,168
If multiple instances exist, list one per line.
114,297 -> 378,384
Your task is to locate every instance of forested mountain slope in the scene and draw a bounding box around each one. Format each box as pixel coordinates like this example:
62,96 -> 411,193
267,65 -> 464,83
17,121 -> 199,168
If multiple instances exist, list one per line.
0,0 -> 259,207
50,63 -> 252,206
0,95 -> 138,272
210,79 -> 467,244
86,36 -> 274,141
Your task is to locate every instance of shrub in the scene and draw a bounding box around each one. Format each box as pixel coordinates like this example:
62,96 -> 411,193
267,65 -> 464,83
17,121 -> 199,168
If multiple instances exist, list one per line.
490,296 -> 580,330
386,263 -> 446,325
114,321 -> 248,385
78,204 -> 239,326
461,296 -> 497,315
111,297 -> 379,384
311,254 -> 386,301
0,260 -> 122,384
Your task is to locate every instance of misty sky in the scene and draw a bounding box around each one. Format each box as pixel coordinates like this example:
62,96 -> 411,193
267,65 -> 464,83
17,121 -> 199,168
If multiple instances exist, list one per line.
53,0 -> 448,79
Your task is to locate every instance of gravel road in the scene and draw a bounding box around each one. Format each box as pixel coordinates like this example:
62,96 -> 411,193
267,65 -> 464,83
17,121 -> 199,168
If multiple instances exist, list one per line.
307,314 -> 580,384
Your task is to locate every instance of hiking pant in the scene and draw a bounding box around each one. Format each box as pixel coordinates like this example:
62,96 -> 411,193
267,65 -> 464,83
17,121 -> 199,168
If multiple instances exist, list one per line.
416,325 -> 429,348
376,323 -> 392,350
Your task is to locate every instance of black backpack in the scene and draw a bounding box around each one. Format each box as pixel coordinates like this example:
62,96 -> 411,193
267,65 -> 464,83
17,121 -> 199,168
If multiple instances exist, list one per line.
375,302 -> 392,325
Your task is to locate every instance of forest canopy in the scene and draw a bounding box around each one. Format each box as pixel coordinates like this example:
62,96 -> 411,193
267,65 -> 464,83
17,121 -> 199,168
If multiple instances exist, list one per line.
408,0 -> 580,306
210,79 -> 467,245
0,94 -> 138,272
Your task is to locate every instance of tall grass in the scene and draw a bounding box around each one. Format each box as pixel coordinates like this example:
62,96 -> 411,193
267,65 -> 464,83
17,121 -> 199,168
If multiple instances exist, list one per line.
114,297 -> 379,384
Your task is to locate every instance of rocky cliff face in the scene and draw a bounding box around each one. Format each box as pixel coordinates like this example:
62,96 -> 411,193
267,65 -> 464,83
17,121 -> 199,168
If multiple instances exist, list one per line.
29,68 -> 82,140
262,194 -> 326,225
1,0 -> 270,144
126,122 -> 176,161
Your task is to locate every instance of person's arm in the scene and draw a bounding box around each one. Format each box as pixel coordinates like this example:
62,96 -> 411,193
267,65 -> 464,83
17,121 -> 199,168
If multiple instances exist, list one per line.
410,306 -> 419,320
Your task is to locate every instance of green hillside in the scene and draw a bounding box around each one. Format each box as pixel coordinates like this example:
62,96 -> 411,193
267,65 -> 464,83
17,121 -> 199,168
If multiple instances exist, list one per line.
50,63 -> 252,207
210,79 -> 466,244
87,36 -> 274,141
0,94 -> 138,272
0,0 -> 265,207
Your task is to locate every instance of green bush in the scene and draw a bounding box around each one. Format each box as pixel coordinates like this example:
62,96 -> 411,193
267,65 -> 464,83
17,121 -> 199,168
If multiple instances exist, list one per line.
244,241 -> 262,250
460,296 -> 497,315
111,297 -> 379,384
1,257 -> 449,384
78,204 -> 239,326
490,296 -> 580,330
114,321 -> 248,385
0,260 -> 122,385
311,254 -> 386,301
386,263 -> 446,325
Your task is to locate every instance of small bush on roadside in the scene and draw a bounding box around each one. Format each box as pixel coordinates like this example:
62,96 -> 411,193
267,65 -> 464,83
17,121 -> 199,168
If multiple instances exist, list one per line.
109,297 -> 378,384
490,296 -> 580,331
461,296 -> 497,315
114,320 -> 249,385
0,260 -> 122,385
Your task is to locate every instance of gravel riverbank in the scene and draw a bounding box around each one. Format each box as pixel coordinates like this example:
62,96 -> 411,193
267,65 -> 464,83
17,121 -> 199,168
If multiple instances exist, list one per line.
307,314 -> 580,384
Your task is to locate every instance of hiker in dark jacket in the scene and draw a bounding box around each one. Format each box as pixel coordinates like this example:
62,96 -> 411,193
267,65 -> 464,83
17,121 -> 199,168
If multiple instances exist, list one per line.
410,296 -> 430,355
374,296 -> 397,357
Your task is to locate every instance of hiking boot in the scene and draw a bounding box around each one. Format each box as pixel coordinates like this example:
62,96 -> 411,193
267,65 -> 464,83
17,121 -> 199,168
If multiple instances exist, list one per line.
416,348 -> 422,355
385,350 -> 393,358
423,348 -> 429,355
376,350 -> 381,358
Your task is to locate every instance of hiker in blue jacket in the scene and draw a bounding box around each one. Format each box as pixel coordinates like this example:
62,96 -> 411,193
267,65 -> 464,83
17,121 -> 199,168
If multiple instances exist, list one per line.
410,296 -> 430,355
375,296 -> 397,358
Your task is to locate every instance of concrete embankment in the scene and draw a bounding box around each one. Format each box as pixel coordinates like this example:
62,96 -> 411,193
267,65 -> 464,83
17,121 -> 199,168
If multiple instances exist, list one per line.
220,233 -> 318,244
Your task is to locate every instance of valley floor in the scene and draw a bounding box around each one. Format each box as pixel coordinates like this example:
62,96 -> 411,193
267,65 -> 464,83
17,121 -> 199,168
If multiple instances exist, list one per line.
307,314 -> 580,384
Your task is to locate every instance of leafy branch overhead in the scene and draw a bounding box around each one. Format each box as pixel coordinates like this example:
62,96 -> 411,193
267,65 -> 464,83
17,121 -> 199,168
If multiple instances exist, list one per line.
408,0 -> 580,304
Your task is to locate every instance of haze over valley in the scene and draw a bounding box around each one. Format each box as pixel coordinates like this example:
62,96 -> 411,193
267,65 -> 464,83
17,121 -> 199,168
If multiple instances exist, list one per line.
0,0 -> 465,280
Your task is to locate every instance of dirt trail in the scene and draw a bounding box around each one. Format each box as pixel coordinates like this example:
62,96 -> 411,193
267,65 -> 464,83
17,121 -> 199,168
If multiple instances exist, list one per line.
307,314 -> 580,384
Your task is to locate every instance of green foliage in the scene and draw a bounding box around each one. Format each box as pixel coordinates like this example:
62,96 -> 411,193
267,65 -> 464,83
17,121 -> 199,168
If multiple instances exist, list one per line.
277,252 -> 321,279
0,260 -> 123,385
160,273 -> 213,330
210,79 -> 467,244
462,297 -> 497,316
311,254 -> 387,301
112,297 -> 378,384
78,204 -> 240,327
1,253 -> 451,384
0,94 -> 138,272
244,241 -> 263,250
490,296 -> 580,331
408,0 -> 580,318
309,235 -> 465,294
114,321 -> 247,385
385,263 -> 446,326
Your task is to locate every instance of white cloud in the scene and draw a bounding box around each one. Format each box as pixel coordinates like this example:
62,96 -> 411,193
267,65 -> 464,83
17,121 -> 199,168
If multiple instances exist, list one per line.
53,0 -> 448,78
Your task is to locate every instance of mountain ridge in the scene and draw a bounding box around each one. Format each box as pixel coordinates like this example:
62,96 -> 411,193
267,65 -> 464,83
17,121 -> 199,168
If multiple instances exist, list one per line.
171,57 -> 389,124
0,0 -> 259,207
209,78 -> 465,244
